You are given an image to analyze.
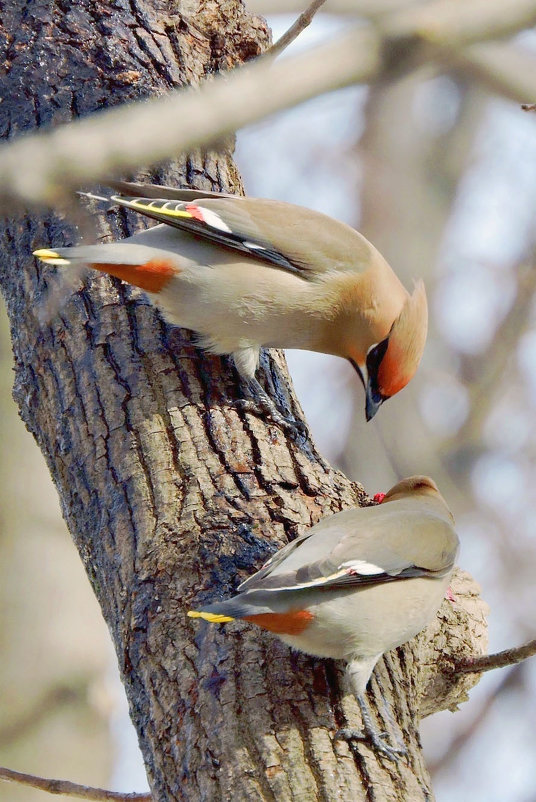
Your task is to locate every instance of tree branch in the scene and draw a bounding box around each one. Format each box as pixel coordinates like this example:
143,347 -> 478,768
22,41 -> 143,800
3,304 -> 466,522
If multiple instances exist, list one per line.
452,42 -> 536,103
0,26 -> 379,208
246,0 -> 425,13
1,0 -> 536,208
454,639 -> 536,674
266,0 -> 327,57
0,766 -> 151,802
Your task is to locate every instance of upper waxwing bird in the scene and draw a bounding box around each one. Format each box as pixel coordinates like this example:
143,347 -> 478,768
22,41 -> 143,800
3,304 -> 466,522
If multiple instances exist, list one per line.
188,476 -> 458,761
33,181 -> 428,422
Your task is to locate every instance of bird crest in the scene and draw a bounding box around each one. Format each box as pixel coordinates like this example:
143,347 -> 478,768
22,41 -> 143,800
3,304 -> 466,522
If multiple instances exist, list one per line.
375,280 -> 428,399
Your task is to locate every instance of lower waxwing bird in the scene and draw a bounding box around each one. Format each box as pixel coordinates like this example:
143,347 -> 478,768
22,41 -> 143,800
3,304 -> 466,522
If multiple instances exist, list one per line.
33,181 -> 428,423
188,476 -> 459,761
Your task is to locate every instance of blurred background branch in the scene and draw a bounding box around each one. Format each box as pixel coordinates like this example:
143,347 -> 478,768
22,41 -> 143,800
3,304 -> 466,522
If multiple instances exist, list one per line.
2,0 -> 536,799
0,0 -> 536,207
428,664 -> 525,776
0,684 -> 84,749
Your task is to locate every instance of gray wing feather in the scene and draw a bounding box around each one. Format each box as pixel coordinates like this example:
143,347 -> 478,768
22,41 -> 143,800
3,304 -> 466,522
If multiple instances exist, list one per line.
109,194 -> 301,274
106,180 -> 238,201
239,505 -> 458,595
237,530 -> 313,592
105,182 -> 372,279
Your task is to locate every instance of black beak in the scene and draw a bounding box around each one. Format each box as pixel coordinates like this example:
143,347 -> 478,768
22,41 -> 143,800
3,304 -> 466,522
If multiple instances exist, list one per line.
349,358 -> 384,421
363,337 -> 390,421
365,383 -> 383,421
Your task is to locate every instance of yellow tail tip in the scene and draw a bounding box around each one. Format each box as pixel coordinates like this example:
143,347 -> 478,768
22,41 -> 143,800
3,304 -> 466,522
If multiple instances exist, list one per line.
113,197 -> 194,220
33,248 -> 71,265
187,610 -> 235,623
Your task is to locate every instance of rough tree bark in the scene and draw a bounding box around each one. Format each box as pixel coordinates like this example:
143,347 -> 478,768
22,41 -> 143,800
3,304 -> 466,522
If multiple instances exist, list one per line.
0,2 -> 488,800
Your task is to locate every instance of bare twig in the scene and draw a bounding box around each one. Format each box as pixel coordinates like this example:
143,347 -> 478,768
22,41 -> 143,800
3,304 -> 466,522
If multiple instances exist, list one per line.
267,0 -> 327,57
454,639 -> 536,674
1,0 -> 536,207
0,766 -> 151,801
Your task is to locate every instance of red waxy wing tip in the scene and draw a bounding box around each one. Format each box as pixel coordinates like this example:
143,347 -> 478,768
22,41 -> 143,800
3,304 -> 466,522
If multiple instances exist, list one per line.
185,203 -> 205,221
373,492 -> 386,504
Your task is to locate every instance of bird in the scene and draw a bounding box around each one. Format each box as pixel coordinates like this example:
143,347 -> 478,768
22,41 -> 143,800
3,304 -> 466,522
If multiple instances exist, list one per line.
33,181 -> 428,423
188,475 -> 459,761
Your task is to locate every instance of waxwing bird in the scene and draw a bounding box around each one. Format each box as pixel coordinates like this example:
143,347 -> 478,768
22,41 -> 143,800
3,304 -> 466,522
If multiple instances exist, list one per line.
33,181 -> 428,423
189,476 -> 459,761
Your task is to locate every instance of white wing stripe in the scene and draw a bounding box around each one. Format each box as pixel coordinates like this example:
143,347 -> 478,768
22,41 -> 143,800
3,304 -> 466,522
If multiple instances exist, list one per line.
259,567 -> 359,592
195,206 -> 232,233
339,560 -> 385,576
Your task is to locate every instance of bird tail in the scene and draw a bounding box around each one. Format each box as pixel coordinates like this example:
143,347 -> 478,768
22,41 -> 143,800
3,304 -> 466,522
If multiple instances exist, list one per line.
33,248 -> 76,266
187,596 -> 240,624
188,593 -> 270,623
33,244 -> 141,267
187,610 -> 235,624
33,243 -> 178,295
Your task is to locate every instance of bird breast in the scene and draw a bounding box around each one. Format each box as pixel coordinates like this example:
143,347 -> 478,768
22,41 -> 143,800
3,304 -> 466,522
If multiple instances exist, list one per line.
277,575 -> 451,662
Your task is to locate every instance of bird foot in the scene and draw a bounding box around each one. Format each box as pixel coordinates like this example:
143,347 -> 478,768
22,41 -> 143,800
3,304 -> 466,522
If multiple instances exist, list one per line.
334,727 -> 408,763
232,397 -> 307,439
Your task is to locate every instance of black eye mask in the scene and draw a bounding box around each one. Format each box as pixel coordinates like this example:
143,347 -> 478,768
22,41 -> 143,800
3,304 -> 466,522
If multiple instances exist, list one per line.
366,337 -> 389,403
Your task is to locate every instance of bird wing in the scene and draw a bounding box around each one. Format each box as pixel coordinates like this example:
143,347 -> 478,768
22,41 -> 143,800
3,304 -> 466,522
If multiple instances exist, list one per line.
238,506 -> 459,595
237,530 -> 313,592
106,179 -> 239,202
109,193 -> 301,274
104,183 -> 374,279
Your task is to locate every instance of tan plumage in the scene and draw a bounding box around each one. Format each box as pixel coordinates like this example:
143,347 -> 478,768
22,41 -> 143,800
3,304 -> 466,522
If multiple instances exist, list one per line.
33,182 -> 428,421
189,475 -> 458,760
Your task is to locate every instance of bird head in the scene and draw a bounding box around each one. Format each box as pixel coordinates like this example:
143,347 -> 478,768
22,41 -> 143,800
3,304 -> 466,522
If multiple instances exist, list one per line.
380,475 -> 455,524
382,475 -> 440,503
351,281 -> 428,420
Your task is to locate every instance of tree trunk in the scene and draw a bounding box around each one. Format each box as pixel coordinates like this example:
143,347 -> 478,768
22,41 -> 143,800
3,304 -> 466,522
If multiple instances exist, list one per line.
0,2 -> 487,800
0,304 -> 115,802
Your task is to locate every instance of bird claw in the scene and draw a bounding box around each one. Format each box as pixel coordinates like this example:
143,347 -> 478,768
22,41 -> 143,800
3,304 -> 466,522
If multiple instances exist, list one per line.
232,398 -> 307,439
334,727 -> 408,763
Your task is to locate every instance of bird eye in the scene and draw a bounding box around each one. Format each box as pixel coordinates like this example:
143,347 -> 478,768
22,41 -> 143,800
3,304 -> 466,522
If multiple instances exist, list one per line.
366,337 -> 389,376
412,479 -> 433,491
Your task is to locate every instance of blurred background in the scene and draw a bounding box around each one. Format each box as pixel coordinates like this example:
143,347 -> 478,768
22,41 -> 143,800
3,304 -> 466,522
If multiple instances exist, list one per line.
2,8 -> 536,802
